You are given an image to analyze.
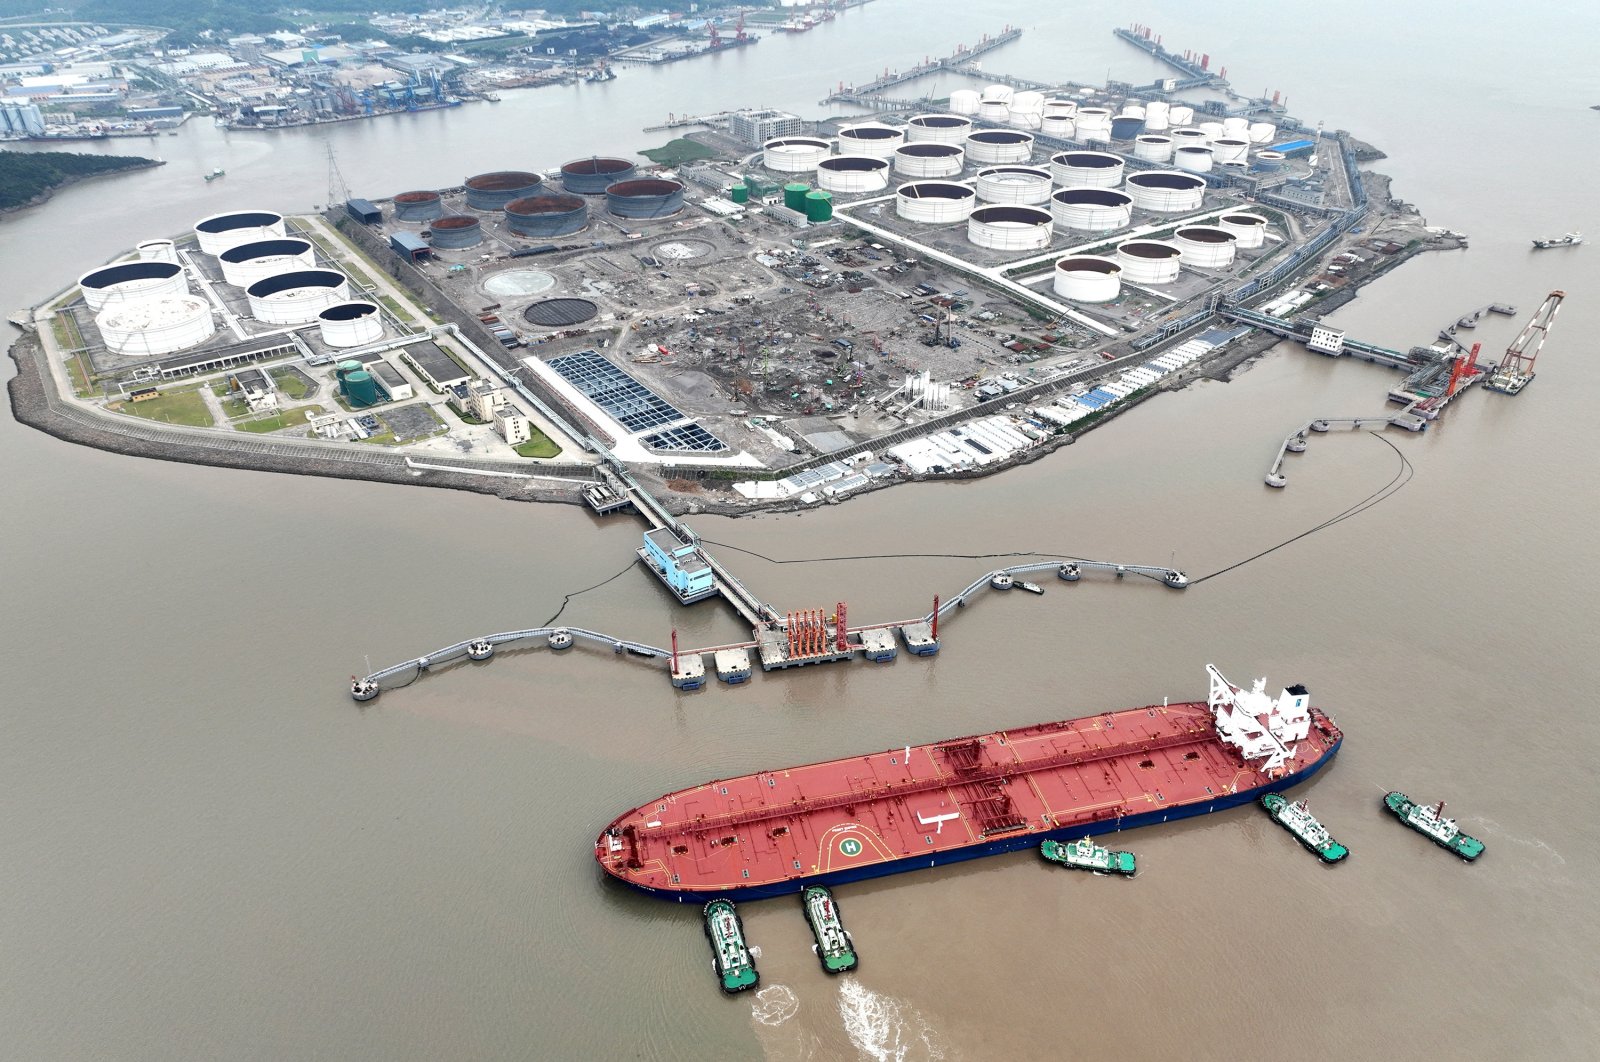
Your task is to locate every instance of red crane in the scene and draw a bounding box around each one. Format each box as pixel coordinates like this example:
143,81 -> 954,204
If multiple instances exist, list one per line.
735,8 -> 748,44
1497,290 -> 1565,380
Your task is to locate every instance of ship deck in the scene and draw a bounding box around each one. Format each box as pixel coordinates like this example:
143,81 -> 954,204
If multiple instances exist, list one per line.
598,700 -> 1341,896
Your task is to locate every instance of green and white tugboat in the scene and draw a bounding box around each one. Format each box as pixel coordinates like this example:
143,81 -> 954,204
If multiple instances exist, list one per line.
1384,792 -> 1485,861
1040,836 -> 1137,875
801,885 -> 858,973
703,898 -> 759,993
1260,793 -> 1348,864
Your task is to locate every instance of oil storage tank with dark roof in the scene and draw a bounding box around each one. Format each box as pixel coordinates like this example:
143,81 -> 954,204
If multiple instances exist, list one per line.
605,178 -> 685,219
245,269 -> 350,325
464,171 -> 545,211
193,210 -> 287,255
217,237 -> 315,288
78,260 -> 188,312
560,157 -> 636,195
506,194 -> 589,238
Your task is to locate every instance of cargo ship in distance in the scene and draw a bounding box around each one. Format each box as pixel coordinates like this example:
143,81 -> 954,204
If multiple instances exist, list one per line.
597,665 -> 1344,902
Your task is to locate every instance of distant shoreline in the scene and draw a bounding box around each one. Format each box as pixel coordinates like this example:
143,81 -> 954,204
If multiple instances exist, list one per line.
0,155 -> 164,218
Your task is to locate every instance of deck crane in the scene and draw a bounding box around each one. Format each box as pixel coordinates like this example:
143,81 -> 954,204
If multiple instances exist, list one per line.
1485,290 -> 1565,395
1416,342 -> 1480,415
735,8 -> 749,44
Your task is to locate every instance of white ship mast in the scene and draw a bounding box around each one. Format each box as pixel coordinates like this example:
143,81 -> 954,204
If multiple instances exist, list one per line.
1205,664 -> 1313,774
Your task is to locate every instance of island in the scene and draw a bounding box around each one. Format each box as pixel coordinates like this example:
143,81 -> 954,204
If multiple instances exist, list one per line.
0,151 -> 163,214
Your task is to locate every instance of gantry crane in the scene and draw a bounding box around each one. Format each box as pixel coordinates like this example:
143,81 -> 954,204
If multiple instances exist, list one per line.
1485,290 -> 1565,395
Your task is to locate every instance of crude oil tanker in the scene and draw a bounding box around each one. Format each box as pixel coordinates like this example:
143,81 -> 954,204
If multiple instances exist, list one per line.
597,665 -> 1343,902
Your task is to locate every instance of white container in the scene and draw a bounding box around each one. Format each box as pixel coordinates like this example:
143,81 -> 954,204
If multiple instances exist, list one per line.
1172,127 -> 1210,146
763,137 -> 832,172
905,113 -> 972,144
1144,101 -> 1171,131
817,155 -> 891,193
1168,105 -> 1195,126
194,210 -> 287,256
974,166 -> 1053,204
1116,240 -> 1184,283
245,269 -> 350,325
1074,107 -> 1113,142
96,295 -> 215,355
965,130 -> 1035,164
1123,171 -> 1206,212
1040,115 -> 1076,138
896,181 -> 977,223
1050,150 -> 1124,188
1248,121 -> 1276,144
1053,256 -> 1121,302
78,260 -> 188,312
836,124 -> 904,159
1132,135 -> 1174,162
1050,188 -> 1133,232
217,237 -> 316,289
317,301 -> 384,348
135,239 -> 178,264
1174,145 -> 1215,173
968,205 -> 1053,251
1198,121 -> 1225,139
1219,212 -> 1268,248
1211,137 -> 1249,165
1222,117 -> 1250,139
1174,225 -> 1238,267
893,143 -> 964,178
948,89 -> 981,115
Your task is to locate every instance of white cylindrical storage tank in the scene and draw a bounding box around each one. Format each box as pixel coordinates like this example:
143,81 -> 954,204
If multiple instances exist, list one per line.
1222,117 -> 1250,139
1175,225 -> 1238,268
1121,103 -> 1147,119
1198,120 -> 1225,140
1172,127 -> 1210,147
965,129 -> 1034,164
977,85 -> 1014,120
96,295 -> 215,356
1074,107 -> 1113,142
836,123 -> 904,159
1144,101 -> 1170,131
1248,121 -> 1276,144
893,142 -> 965,178
1050,188 -> 1133,232
1053,256 -> 1121,302
1007,90 -> 1045,128
1133,135 -> 1173,162
1174,145 -> 1215,173
193,210 -> 287,256
1116,240 -> 1184,284
905,113 -> 972,144
317,300 -> 383,348
136,239 -> 177,264
948,89 -> 981,115
1050,150 -> 1125,188
1007,105 -> 1042,130
895,181 -> 977,223
980,84 -> 1015,104
217,237 -> 316,289
968,205 -> 1054,251
974,166 -> 1053,205
78,260 -> 188,312
817,155 -> 892,193
1211,137 -> 1249,165
1040,115 -> 1076,138
1123,171 -> 1206,213
1252,150 -> 1286,173
1169,105 -> 1195,126
763,136 -> 832,172
1219,212 -> 1269,249
1042,98 -> 1077,118
245,268 -> 350,325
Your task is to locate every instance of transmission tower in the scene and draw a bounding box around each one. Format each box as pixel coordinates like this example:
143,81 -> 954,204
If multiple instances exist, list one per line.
325,144 -> 351,209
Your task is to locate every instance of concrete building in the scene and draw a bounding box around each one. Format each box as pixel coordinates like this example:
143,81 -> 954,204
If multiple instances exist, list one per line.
1308,324 -> 1346,355
369,360 -> 414,401
228,367 -> 278,412
494,406 -> 531,446
729,108 -> 802,147
403,343 -> 470,391
640,527 -> 716,603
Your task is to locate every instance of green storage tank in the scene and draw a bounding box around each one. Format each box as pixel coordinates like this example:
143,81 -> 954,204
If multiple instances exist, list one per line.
804,190 -> 834,222
335,359 -> 362,389
344,369 -> 381,408
729,183 -> 749,204
783,182 -> 810,212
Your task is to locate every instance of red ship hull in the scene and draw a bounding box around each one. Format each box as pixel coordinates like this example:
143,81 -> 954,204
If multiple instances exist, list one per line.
597,697 -> 1343,903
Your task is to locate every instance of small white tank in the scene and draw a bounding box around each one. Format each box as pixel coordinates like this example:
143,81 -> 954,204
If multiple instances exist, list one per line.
1115,240 -> 1184,284
1050,188 -> 1133,232
1050,151 -> 1125,189
1198,121 -> 1225,139
1174,225 -> 1238,268
948,89 -> 981,115
1219,212 -> 1269,249
1133,135 -> 1174,163
1222,117 -> 1250,139
1168,105 -> 1195,126
1174,145 -> 1215,173
1040,115 -> 1076,138
1248,121 -> 1277,144
1211,138 -> 1249,165
1053,256 -> 1122,302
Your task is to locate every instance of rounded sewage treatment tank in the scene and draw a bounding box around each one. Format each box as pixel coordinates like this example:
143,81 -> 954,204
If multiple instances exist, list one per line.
1133,134 -> 1174,162
1123,171 -> 1206,213
895,181 -> 977,224
1115,240 -> 1184,284
1174,225 -> 1238,268
804,190 -> 834,223
193,210 -> 286,256
730,183 -> 750,204
1050,151 -> 1125,189
763,136 -> 831,172
135,239 -> 178,264
505,194 -> 589,238
974,166 -> 1053,205
393,190 -> 443,222
965,129 -> 1034,165
245,268 -> 350,325
1174,145 -> 1215,173
1040,115 -> 1076,138
342,369 -> 381,409
96,294 -> 216,356
967,205 -> 1053,251
1251,150 -> 1286,173
816,155 -> 890,193
1219,212 -> 1269,248
1248,121 -> 1277,144
836,123 -> 904,160
428,214 -> 483,248
606,178 -> 685,220
905,113 -> 972,144
78,260 -> 188,312
317,301 -> 383,348
1053,256 -> 1122,303
1211,137 -> 1249,165
948,89 -> 981,115
217,237 -> 315,288
782,182 -> 811,212
893,142 -> 964,178
1109,115 -> 1145,141
465,170 -> 545,211
1050,187 -> 1133,232
559,156 -> 636,195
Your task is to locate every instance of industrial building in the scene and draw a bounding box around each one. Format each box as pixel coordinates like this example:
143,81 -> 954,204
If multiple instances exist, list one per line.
639,527 -> 716,603
729,108 -> 802,147
403,343 -> 471,390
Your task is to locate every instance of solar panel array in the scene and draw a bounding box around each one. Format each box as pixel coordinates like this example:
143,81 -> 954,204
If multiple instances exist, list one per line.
547,350 -> 726,452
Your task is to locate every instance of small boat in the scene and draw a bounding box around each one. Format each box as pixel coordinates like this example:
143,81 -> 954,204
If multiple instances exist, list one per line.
1383,792 -> 1484,861
203,167 -> 225,182
1260,793 -> 1347,863
703,898 -> 759,993
1531,231 -> 1582,249
1016,580 -> 1045,595
801,885 -> 857,973
1040,836 -> 1136,875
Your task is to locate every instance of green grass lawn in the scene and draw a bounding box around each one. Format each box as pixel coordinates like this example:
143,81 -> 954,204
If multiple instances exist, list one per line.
514,426 -> 563,459
270,368 -> 311,400
640,138 -> 716,167
221,396 -> 250,418
64,354 -> 91,397
114,388 -> 214,427
235,404 -> 325,433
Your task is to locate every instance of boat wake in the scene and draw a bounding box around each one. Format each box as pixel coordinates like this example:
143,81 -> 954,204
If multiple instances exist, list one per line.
751,984 -> 800,1026
1470,817 -> 1566,865
837,980 -> 946,1062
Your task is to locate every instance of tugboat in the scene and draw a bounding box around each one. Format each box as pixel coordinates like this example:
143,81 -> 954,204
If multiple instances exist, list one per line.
1040,836 -> 1136,875
1016,580 -> 1045,595
1383,792 -> 1485,861
1260,793 -> 1348,863
801,885 -> 857,973
1531,231 -> 1582,249
703,898 -> 759,993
